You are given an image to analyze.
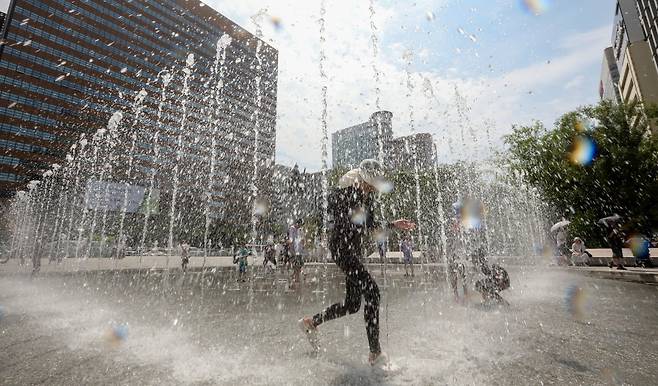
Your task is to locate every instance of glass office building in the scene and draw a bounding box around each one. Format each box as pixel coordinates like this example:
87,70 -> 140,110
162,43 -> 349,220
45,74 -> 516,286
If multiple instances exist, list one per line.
0,0 -> 278,227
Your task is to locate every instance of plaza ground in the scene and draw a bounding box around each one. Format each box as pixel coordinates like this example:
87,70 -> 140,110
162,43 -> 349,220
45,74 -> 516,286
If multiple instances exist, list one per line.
1,264 -> 657,385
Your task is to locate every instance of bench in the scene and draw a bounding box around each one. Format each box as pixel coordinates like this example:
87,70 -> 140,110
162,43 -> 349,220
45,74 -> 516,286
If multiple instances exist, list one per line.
583,248 -> 657,267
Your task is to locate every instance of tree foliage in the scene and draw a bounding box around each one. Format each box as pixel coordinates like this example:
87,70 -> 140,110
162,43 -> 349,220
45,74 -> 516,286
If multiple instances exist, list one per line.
504,101 -> 658,245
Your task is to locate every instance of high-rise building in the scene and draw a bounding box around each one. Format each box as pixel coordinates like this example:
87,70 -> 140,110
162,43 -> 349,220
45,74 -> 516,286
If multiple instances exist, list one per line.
331,111 -> 393,169
600,47 -> 622,103
612,0 -> 646,70
332,111 -> 434,171
635,1 -> 658,74
388,133 -> 434,171
612,1 -> 658,106
0,1 -> 278,228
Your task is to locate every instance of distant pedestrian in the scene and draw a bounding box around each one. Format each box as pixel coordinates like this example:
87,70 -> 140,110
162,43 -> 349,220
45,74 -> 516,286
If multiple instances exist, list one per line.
288,219 -> 305,288
31,250 -> 40,274
115,235 -> 127,259
606,227 -> 626,270
279,235 -> 290,271
556,228 -> 569,265
377,237 -> 387,261
446,216 -> 468,301
263,240 -> 277,272
180,241 -> 190,272
400,236 -> 414,277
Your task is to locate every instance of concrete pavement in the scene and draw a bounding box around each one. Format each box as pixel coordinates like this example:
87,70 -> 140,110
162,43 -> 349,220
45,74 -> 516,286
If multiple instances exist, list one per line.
1,267 -> 657,385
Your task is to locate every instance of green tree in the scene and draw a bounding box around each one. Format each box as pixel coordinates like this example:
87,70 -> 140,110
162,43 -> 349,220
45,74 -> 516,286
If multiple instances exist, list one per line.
504,101 -> 658,245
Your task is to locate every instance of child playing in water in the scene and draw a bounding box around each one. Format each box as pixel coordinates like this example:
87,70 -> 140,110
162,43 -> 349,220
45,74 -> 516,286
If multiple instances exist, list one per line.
473,254 -> 510,306
233,246 -> 251,282
298,159 -> 415,366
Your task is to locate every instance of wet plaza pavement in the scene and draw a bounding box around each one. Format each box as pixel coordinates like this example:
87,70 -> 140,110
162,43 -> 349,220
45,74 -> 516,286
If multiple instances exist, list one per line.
1,264 -> 657,385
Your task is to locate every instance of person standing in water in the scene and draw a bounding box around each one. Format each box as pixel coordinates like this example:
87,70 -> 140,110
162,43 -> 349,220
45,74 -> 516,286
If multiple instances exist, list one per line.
298,159 -> 415,366
233,245 -> 251,282
180,241 -> 190,272
288,219 -> 305,288
263,239 -> 277,273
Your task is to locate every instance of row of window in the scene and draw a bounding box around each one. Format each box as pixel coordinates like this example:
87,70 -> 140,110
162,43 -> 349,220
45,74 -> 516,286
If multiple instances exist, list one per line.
6,43 -> 266,131
0,59 -> 198,141
0,172 -> 27,182
0,62 -> 220,154
0,73 -> 114,116
25,0 -> 164,74
0,138 -> 60,157
14,5 -> 161,74
85,0 -> 275,81
0,105 -> 58,128
146,0 -> 259,58
7,31 -> 157,95
7,24 -> 276,128
62,0 -> 217,68
4,45 -> 149,108
0,57 -> 129,112
0,155 -> 47,170
0,89 -> 82,137
0,155 -> 21,167
107,0 -> 253,66
33,0 -> 270,88
0,122 -> 60,142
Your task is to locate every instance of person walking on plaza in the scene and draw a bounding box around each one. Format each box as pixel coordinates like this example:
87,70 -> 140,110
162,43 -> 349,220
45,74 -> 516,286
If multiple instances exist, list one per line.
180,241 -> 190,272
288,219 -> 305,288
263,239 -> 277,273
447,203 -> 468,301
400,236 -> 414,277
606,226 -> 627,270
377,237 -> 388,274
298,159 -> 415,366
555,227 -> 569,265
279,235 -> 290,271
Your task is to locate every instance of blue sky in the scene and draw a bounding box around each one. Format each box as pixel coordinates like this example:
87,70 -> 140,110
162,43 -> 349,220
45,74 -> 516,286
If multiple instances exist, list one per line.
206,0 -> 617,169
396,0 -> 614,75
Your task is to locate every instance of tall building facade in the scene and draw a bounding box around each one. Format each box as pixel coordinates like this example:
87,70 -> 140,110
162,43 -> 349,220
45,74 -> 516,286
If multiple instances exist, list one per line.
0,1 -> 278,231
388,133 -> 434,171
331,111 -> 393,169
635,0 -> 658,74
612,1 -> 658,106
600,47 -> 622,103
332,111 -> 434,171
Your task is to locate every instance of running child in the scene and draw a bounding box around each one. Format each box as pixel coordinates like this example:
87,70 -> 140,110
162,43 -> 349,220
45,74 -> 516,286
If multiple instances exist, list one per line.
298,159 -> 415,366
